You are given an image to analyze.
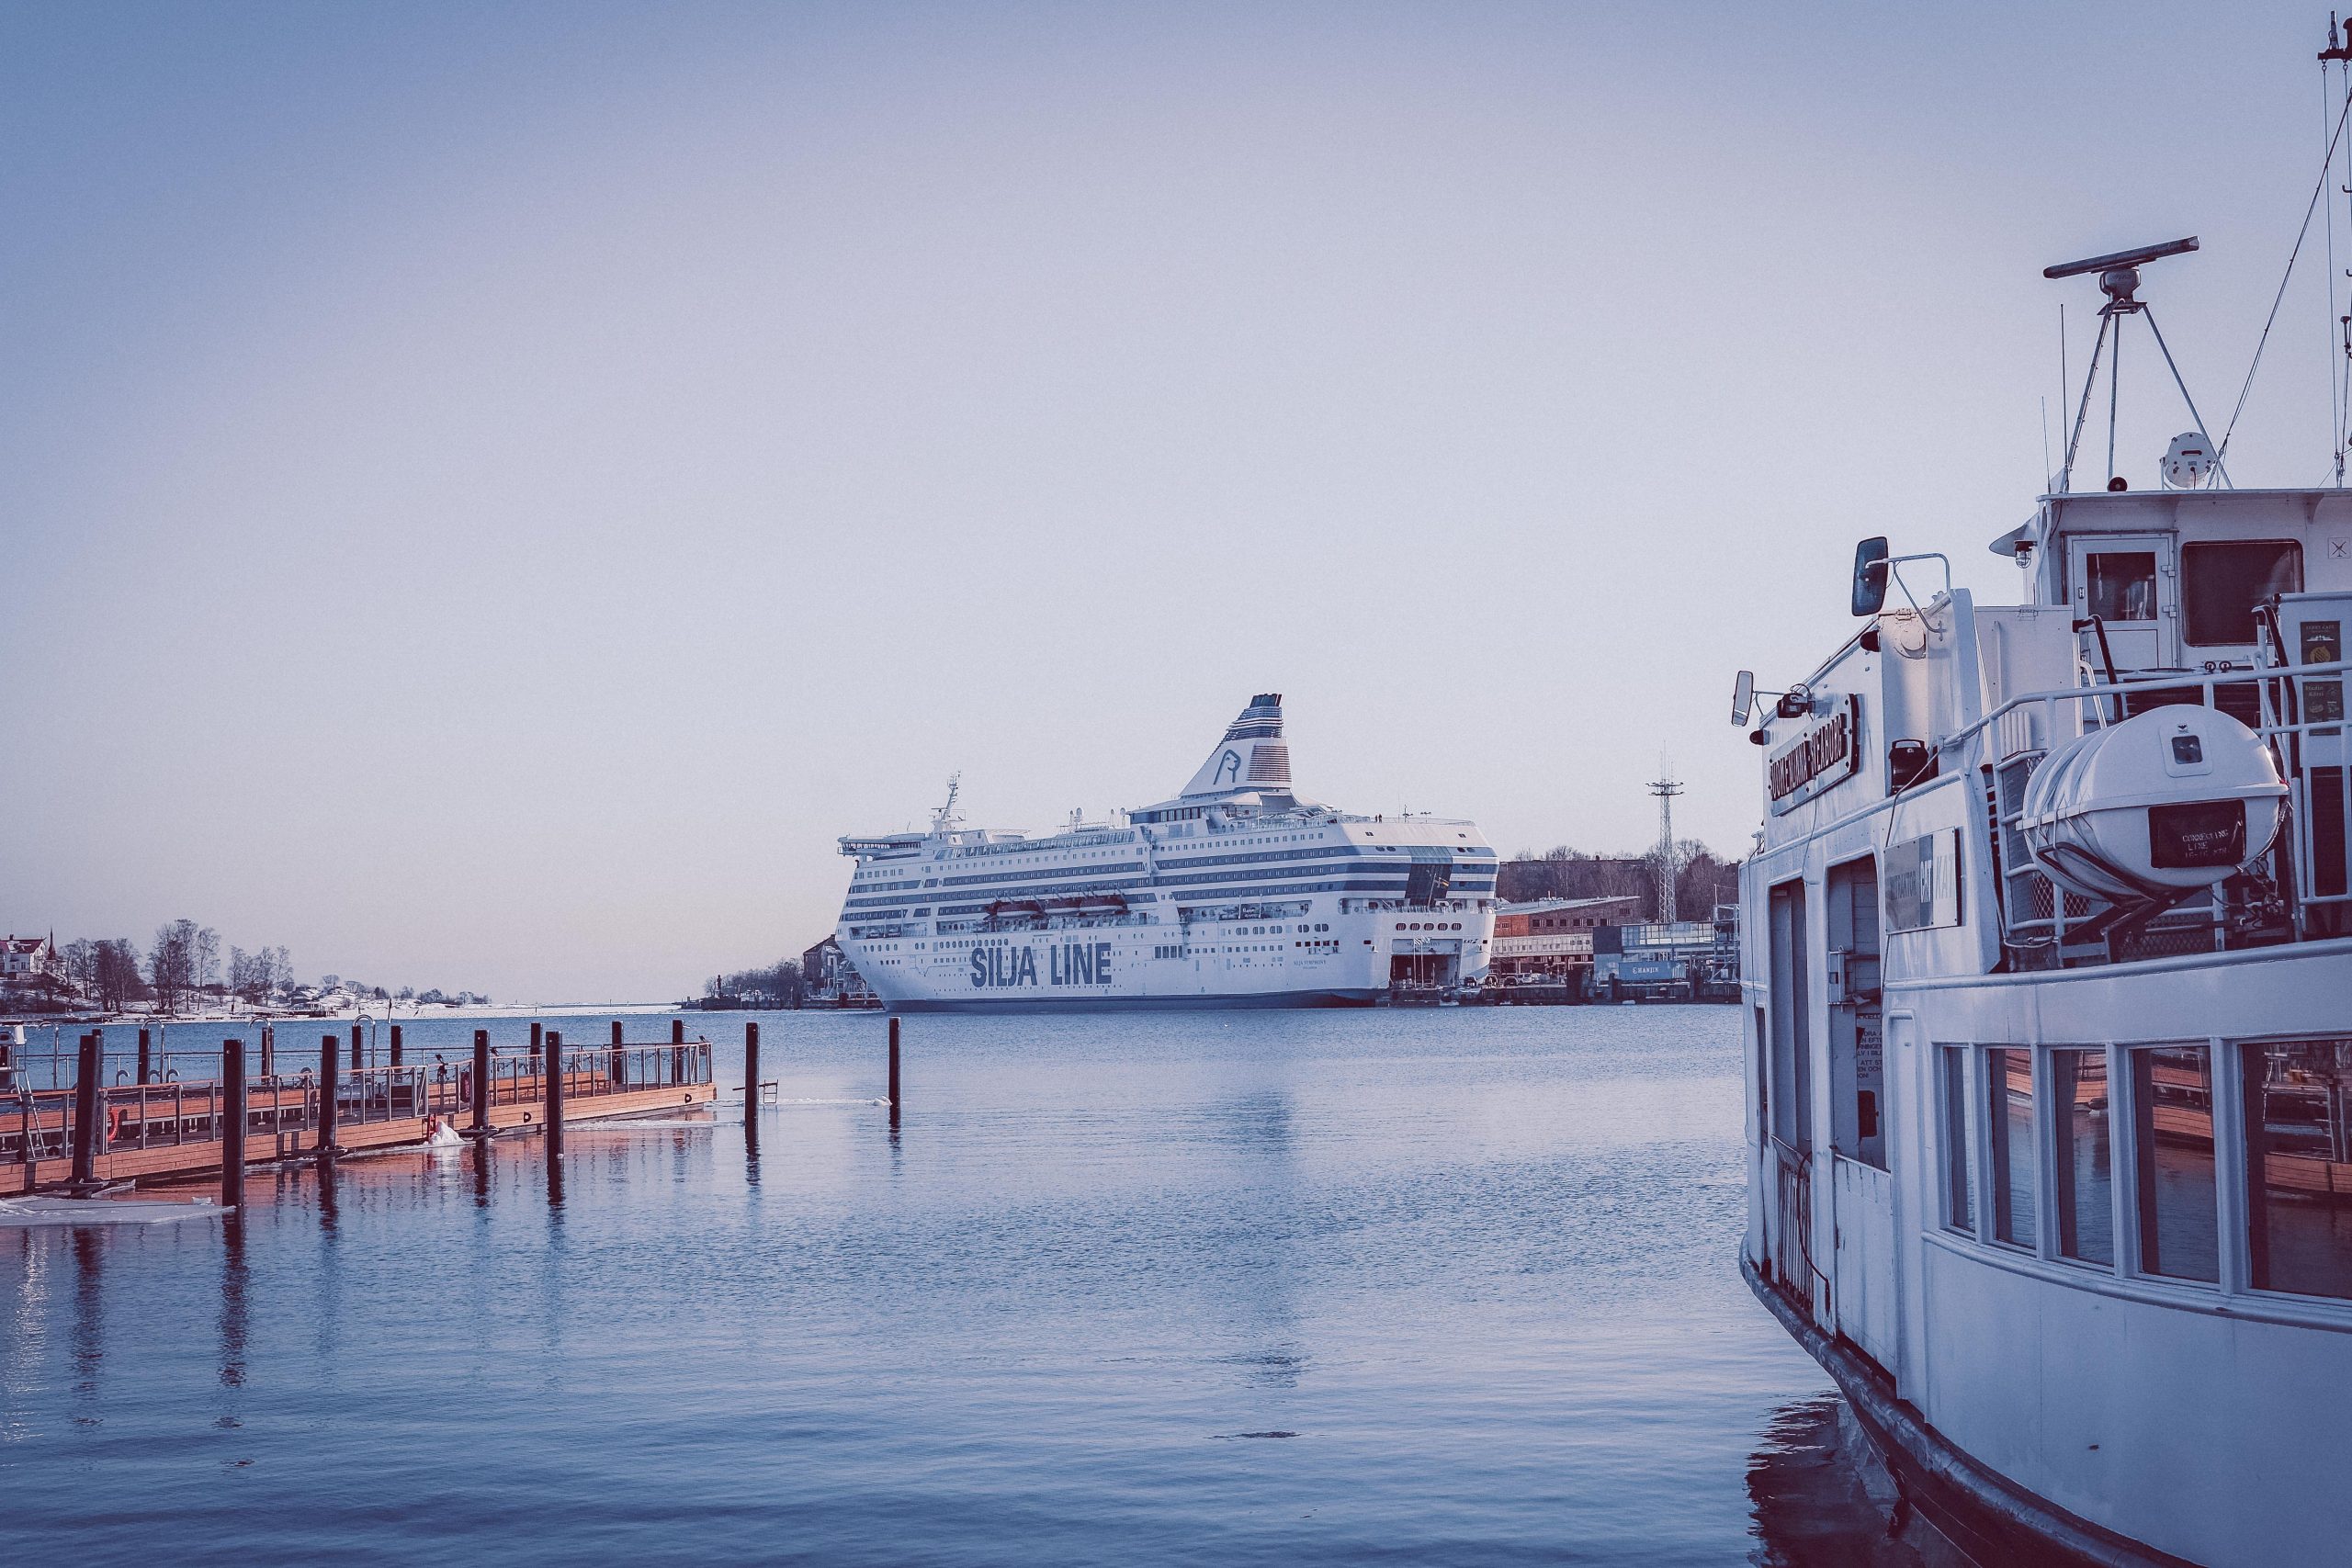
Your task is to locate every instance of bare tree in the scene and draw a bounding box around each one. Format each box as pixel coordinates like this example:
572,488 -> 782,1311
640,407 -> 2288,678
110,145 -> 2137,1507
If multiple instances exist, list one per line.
96,940 -> 144,1011
149,919 -> 200,1013
193,926 -> 220,997
60,939 -> 100,997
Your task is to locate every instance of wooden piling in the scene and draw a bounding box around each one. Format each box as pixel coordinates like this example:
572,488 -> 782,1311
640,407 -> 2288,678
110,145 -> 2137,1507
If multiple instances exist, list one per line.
672,1017 -> 685,1086
529,1021 -> 543,1071
390,1024 -> 403,1068
260,1023 -> 274,1078
544,1031 -> 565,1160
221,1038 -> 247,1213
318,1032 -> 342,1159
888,1015 -> 900,1122
137,1027 -> 152,1086
743,1021 -> 761,1148
610,1020 -> 626,1090
352,1022 -> 365,1073
68,1031 -> 103,1192
468,1028 -> 492,1136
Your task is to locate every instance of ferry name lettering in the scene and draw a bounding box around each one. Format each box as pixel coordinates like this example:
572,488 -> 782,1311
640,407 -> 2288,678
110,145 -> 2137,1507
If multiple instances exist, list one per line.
968,941 -> 1115,989
1768,705 -> 1853,803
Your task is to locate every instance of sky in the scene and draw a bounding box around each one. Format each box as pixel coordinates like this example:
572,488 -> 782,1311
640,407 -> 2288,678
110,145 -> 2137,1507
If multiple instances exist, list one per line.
4,0 -> 2346,999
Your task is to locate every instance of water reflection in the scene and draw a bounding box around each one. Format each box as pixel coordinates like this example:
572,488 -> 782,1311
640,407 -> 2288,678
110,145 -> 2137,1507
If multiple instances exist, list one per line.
2244,1036 -> 2352,1299
471,1136 -> 492,1208
218,1223 -> 248,1396
1746,1395 -> 1965,1566
1206,1089 -> 1306,1394
70,1228 -> 101,1417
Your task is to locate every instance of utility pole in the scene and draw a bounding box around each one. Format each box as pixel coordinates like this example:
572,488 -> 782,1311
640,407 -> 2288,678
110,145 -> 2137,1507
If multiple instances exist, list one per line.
1648,773 -> 1684,925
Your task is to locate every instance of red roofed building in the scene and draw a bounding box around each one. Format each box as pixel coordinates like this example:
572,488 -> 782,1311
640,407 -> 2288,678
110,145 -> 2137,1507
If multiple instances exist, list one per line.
1,934 -> 58,981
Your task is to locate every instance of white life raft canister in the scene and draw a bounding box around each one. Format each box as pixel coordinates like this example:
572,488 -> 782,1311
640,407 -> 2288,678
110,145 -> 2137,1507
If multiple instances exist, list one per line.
2018,705 -> 2287,902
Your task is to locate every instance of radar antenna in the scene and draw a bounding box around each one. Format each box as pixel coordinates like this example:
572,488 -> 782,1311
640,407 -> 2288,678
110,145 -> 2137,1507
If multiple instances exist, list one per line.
2046,237 -> 2229,493
932,773 -> 963,832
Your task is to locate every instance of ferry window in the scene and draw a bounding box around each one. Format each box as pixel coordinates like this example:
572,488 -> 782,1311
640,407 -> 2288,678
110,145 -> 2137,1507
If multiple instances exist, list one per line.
2240,1037 -> 2352,1301
2131,1045 -> 2219,1283
1987,1048 -> 2037,1248
1940,1045 -> 1975,1234
2083,551 -> 2158,623
2052,1048 -> 2115,1267
2181,540 -> 2301,646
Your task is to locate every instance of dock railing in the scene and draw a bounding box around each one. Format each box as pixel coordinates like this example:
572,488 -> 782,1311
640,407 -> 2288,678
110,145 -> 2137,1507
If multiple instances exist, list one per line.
1,1040 -> 714,1181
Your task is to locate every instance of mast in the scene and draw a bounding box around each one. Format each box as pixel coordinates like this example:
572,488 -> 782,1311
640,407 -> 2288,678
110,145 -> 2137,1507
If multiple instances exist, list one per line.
1649,772 -> 1683,925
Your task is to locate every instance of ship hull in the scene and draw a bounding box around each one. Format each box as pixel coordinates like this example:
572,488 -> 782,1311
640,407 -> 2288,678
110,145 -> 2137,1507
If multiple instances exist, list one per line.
1744,1258 -> 2197,1568
888,987 -> 1381,1014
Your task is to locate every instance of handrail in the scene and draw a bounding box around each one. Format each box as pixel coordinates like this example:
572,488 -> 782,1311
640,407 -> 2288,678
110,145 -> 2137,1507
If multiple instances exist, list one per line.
1939,654 -> 2352,754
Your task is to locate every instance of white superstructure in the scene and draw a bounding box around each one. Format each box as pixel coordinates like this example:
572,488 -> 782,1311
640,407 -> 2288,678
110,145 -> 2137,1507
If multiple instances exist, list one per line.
1733,217 -> 2352,1561
835,694 -> 1496,1010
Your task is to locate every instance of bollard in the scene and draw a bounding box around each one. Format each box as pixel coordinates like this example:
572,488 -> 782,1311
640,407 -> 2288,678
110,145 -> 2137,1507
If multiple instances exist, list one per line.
318,1032 -> 342,1159
221,1038 -> 247,1213
137,1027 -> 152,1086
888,1015 -> 901,1123
743,1021 -> 761,1149
390,1024 -> 403,1069
544,1031 -> 565,1160
260,1023 -> 274,1078
67,1031 -> 104,1194
467,1028 -> 492,1136
611,1020 -> 626,1090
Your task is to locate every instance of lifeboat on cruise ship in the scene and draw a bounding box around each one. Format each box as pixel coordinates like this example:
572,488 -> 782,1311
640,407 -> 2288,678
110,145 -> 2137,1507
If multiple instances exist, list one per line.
2018,705 -> 2288,903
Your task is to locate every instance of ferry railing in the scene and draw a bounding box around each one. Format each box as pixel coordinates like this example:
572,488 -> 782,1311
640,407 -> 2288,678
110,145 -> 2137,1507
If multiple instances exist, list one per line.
1947,655 -> 2352,962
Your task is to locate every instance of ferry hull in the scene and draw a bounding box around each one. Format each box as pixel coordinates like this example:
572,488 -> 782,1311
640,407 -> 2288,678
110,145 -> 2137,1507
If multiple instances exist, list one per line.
888,987 -> 1381,1014
1744,1259 -> 2196,1568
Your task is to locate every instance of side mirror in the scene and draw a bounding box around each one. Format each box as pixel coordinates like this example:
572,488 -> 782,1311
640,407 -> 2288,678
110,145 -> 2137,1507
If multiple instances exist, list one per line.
1851,536 -> 1890,616
1731,671 -> 1755,726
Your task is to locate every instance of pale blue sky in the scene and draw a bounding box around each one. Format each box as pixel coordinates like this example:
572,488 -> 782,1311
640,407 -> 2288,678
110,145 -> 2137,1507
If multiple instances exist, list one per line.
2,1 -> 2339,998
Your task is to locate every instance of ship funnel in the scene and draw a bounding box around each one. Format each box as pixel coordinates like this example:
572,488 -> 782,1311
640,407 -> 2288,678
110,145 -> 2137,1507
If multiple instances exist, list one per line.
1179,694 -> 1292,797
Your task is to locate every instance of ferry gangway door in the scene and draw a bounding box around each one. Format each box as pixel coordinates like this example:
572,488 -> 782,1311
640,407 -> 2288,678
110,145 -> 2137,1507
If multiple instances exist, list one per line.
1763,880 -> 1824,1324
1824,859 -> 1898,1376
2065,532 -> 2176,673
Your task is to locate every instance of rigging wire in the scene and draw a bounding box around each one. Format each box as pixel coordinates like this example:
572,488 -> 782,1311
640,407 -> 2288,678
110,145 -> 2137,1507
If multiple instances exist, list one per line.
2339,55 -> 2352,477
2326,61 -> 2342,482
2218,66 -> 2352,463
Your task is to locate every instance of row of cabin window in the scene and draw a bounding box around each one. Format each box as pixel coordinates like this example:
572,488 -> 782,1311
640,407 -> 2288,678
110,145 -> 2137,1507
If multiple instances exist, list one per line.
1939,1038 -> 2352,1303
2078,538 -> 2301,645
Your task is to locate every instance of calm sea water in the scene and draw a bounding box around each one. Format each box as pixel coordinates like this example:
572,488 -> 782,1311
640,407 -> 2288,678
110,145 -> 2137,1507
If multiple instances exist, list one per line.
0,1007 -> 1953,1565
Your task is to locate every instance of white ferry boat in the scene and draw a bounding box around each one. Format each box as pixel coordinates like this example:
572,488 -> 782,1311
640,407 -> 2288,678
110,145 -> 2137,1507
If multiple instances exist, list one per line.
835,694 -> 1497,1010
1733,53 -> 2352,1562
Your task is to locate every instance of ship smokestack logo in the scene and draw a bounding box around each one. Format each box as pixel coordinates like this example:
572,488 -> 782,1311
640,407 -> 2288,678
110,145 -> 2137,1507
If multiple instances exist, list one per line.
1214,750 -> 1242,785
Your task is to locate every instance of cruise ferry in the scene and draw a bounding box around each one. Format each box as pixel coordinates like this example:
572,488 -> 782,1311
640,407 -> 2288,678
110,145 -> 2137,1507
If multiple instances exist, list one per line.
1733,46 -> 2352,1564
834,694 -> 1497,1010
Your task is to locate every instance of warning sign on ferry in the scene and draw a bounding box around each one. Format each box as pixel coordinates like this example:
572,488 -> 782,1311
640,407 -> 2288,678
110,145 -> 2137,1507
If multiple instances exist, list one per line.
1767,694 -> 1860,815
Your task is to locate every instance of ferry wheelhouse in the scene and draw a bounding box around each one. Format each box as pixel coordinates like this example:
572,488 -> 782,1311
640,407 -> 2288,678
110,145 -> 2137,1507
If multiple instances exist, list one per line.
835,694 -> 1497,1010
1735,231 -> 2352,1562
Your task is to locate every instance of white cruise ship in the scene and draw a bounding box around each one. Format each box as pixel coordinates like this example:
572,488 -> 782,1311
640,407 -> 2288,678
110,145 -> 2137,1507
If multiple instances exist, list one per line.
1732,39 -> 2352,1563
834,694 -> 1496,1010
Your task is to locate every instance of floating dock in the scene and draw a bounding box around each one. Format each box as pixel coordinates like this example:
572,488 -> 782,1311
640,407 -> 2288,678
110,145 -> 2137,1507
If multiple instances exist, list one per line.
0,1026 -> 717,1197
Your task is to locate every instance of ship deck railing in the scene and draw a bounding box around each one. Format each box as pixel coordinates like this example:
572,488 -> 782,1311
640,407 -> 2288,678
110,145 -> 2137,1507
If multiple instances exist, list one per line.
1936,655 -> 2351,966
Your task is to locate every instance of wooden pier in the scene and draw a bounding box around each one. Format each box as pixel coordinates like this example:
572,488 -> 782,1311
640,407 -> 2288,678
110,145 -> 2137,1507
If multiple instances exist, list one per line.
0,1032 -> 717,1197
